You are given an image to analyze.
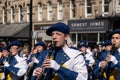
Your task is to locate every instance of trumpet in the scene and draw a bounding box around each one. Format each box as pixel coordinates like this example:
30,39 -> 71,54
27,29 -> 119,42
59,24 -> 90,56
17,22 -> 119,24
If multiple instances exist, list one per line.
36,44 -> 55,80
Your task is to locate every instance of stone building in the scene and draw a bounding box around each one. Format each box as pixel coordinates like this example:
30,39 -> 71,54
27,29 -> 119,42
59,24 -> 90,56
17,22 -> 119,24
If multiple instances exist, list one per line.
0,0 -> 120,47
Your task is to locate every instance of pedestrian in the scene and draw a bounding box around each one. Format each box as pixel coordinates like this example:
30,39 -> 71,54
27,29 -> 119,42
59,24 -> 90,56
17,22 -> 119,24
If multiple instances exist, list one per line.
32,22 -> 88,80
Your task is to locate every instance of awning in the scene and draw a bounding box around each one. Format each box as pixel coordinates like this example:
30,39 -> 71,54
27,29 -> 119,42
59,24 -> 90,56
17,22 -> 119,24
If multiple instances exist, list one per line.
0,23 -> 30,38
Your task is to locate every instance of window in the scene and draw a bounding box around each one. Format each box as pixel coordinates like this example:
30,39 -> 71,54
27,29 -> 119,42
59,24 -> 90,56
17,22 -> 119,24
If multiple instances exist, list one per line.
70,0 -> 75,19
71,33 -> 76,44
11,7 -> 14,23
38,3 -> 42,21
102,0 -> 109,16
2,8 -> 7,24
18,6 -> 23,22
103,0 -> 109,12
85,0 -> 92,17
47,1 -> 52,21
27,5 -> 30,22
57,0 -> 63,20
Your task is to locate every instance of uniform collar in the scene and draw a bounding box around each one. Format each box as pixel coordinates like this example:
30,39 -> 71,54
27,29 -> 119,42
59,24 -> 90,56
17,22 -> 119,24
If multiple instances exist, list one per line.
63,44 -> 69,51
118,48 -> 120,53
14,54 -> 19,58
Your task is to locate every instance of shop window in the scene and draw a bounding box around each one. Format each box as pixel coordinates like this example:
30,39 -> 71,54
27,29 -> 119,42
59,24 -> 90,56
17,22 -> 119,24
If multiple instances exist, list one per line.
87,33 -> 97,42
71,33 -> 76,44
100,33 -> 106,41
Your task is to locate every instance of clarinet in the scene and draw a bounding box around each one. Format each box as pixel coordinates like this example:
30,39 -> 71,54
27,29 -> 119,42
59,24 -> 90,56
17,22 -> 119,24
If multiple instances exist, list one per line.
24,57 -> 35,80
106,44 -> 116,79
36,44 -> 55,80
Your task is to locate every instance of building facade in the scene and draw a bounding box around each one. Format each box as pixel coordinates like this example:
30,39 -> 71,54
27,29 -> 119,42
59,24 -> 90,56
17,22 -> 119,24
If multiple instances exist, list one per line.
0,0 -> 120,47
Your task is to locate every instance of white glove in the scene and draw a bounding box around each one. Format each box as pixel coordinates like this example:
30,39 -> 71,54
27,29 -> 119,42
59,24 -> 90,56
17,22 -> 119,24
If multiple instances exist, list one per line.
50,60 -> 60,71
28,62 -> 34,67
33,58 -> 39,64
4,62 -> 9,67
32,69 -> 36,76
86,49 -> 93,55
110,55 -> 118,65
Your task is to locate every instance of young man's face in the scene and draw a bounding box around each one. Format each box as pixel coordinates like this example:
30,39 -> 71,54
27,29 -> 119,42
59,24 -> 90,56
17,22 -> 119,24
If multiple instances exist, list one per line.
105,45 -> 112,51
111,33 -> 120,48
51,31 -> 68,48
36,46 -> 44,53
10,46 -> 19,55
2,50 -> 9,57
79,46 -> 87,53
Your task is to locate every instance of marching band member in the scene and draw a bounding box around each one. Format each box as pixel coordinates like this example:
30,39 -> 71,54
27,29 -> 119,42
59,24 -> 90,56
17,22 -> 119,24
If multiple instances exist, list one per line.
93,39 -> 112,80
93,30 -> 120,80
27,41 -> 46,66
77,40 -> 93,56
77,43 -> 95,80
3,40 -> 28,80
33,22 -> 88,80
25,41 -> 46,80
0,47 -> 11,80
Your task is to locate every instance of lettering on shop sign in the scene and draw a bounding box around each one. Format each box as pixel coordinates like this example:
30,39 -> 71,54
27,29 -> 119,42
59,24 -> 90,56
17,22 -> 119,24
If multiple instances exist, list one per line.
68,20 -> 109,32
34,25 -> 50,30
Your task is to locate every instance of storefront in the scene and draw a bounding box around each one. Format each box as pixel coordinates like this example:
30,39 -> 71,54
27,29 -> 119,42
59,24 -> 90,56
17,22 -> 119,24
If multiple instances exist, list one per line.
68,19 -> 109,48
33,20 -> 111,48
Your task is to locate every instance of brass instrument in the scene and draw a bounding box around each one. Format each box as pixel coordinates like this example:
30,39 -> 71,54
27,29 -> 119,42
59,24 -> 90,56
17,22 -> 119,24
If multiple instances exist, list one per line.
36,44 -> 55,80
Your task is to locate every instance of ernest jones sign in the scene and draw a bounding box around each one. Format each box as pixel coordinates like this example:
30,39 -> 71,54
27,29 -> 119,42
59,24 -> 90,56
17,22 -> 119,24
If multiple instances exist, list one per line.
68,19 -> 109,32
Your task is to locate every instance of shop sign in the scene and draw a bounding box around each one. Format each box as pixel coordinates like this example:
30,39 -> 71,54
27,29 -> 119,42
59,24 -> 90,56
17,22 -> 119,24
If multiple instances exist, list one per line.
68,19 -> 109,32
34,25 -> 50,30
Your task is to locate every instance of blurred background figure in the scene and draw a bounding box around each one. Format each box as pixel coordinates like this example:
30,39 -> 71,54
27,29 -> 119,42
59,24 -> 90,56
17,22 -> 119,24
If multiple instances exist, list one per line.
3,40 -> 28,80
93,30 -> 120,80
0,46 -> 11,80
25,41 -> 46,80
77,42 -> 95,80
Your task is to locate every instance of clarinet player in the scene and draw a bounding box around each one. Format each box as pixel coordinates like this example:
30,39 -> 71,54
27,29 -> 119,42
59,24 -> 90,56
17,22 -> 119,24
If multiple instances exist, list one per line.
93,30 -> 120,80
107,30 -> 120,80
32,22 -> 88,80
3,40 -> 28,80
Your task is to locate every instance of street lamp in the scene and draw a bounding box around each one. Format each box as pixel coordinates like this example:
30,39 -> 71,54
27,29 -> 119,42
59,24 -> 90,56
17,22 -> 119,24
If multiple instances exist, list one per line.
29,0 -> 33,51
